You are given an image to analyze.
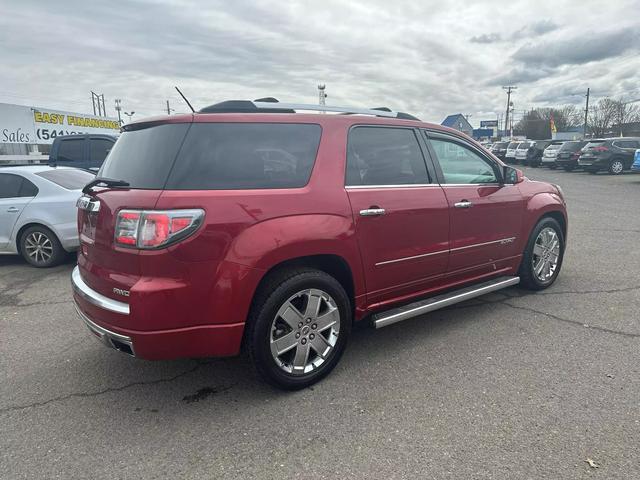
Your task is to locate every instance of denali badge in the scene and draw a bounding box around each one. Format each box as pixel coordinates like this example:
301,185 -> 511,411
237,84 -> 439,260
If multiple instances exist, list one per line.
113,287 -> 130,297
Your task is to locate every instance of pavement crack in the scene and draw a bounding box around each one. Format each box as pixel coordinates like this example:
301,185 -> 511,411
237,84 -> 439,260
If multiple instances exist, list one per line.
0,360 -> 216,414
484,298 -> 640,339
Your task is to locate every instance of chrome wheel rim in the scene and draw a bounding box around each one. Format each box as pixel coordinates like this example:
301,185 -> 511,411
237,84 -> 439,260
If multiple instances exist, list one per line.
532,227 -> 560,282
270,288 -> 340,375
611,161 -> 623,174
25,232 -> 53,264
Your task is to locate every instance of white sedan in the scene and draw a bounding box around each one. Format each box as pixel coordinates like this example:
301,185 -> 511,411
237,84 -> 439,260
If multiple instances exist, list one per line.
0,165 -> 94,267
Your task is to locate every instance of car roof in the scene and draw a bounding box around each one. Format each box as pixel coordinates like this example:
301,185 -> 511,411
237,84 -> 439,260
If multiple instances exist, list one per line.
52,133 -> 118,140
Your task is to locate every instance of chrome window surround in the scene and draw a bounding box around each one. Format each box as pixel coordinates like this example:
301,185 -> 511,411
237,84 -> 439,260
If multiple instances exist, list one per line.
71,266 -> 129,315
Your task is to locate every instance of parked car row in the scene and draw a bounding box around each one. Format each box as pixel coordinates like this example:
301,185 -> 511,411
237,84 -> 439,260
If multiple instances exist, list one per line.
490,137 -> 640,175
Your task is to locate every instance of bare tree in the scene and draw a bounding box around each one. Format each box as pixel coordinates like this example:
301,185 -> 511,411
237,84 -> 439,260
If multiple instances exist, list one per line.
514,105 -> 582,139
588,98 -> 618,137
612,99 -> 640,136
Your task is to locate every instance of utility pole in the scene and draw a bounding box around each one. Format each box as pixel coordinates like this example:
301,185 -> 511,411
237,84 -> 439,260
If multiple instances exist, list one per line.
114,99 -> 123,126
502,86 -> 517,139
583,87 -> 590,139
166,100 -> 174,115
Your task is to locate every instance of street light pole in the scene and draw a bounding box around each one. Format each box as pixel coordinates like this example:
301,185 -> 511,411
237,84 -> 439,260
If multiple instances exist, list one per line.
124,111 -> 135,122
583,88 -> 590,139
114,99 -> 123,126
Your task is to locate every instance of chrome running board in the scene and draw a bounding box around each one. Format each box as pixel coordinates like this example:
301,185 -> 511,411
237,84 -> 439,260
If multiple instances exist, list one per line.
373,276 -> 520,329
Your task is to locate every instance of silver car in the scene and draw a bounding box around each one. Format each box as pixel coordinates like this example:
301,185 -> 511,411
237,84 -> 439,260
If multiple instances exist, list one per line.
0,165 -> 94,267
541,141 -> 566,168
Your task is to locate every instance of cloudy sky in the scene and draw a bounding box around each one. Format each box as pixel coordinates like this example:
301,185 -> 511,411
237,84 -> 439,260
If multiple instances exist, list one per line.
1,0 -> 639,125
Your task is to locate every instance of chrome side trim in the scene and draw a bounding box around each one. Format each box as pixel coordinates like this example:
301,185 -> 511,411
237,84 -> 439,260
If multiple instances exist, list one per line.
450,237 -> 516,252
376,237 -> 516,266
75,304 -> 135,356
71,266 -> 130,315
375,249 -> 448,266
373,276 -> 520,329
345,184 -> 439,189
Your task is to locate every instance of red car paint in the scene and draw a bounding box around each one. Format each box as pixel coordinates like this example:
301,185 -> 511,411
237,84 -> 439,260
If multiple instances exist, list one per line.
73,112 -> 567,360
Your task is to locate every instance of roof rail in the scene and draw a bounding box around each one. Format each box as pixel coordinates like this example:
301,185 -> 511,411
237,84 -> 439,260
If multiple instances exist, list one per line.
199,98 -> 420,120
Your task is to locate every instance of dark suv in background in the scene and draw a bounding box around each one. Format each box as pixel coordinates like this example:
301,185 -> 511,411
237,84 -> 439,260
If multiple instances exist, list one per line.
555,141 -> 588,171
578,138 -> 640,174
48,134 -> 117,172
525,140 -> 552,167
490,141 -> 509,160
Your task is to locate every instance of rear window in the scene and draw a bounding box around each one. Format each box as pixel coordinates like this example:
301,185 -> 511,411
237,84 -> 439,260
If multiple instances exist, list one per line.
166,123 -> 321,190
584,141 -> 605,149
37,169 -> 95,190
547,143 -> 563,150
516,142 -> 530,149
507,142 -> 518,149
57,138 -> 84,163
493,142 -> 508,148
98,124 -> 190,189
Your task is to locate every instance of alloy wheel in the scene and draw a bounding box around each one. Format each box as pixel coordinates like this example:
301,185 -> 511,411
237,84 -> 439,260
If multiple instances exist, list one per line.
24,232 -> 54,265
610,160 -> 624,174
532,227 -> 560,282
269,288 -> 340,375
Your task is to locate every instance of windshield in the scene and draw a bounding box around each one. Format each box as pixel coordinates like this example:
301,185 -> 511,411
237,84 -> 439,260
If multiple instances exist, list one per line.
507,142 -> 518,149
560,141 -> 585,152
493,142 -> 508,148
516,142 -> 531,150
546,143 -> 563,150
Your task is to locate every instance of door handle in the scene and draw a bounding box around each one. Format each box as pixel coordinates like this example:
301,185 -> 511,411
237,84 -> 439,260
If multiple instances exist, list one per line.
7,207 -> 19,213
359,208 -> 386,216
454,200 -> 473,209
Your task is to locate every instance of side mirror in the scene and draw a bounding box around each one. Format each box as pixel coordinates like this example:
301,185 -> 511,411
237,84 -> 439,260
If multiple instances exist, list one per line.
503,165 -> 524,184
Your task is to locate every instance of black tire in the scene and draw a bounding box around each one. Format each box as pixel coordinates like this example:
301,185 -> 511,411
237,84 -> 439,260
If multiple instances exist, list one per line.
19,225 -> 65,268
548,164 -> 557,170
518,217 -> 565,290
563,165 -> 574,172
246,268 -> 352,390
587,168 -> 598,174
608,158 -> 625,175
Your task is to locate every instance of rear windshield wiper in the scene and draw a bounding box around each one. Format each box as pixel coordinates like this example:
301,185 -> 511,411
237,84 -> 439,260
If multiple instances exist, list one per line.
82,177 -> 130,194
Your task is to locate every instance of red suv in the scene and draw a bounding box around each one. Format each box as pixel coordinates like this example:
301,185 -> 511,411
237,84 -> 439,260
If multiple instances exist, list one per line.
72,99 -> 567,389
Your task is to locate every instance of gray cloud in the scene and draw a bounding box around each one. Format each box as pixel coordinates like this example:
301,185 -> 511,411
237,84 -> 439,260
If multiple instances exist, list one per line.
470,33 -> 502,44
513,27 -> 640,67
0,0 -> 638,126
511,19 -> 559,39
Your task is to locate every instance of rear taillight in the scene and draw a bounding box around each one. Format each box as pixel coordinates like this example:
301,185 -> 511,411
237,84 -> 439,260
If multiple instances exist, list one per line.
593,146 -> 609,152
115,209 -> 205,249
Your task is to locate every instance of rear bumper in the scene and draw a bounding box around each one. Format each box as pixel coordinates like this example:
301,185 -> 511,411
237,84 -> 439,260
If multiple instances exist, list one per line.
72,266 -> 245,359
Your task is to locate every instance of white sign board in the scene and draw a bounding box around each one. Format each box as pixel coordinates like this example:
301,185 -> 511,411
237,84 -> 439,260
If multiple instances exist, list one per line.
0,102 -> 120,145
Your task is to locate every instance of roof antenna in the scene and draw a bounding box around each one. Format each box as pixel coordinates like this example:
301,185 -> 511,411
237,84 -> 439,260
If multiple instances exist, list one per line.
175,86 -> 195,113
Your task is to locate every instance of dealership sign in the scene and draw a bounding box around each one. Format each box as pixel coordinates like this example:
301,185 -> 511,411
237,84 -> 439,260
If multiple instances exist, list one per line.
1,102 -> 120,144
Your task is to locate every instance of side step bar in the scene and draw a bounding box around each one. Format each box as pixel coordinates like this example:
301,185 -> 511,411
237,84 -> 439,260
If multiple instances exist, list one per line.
373,276 -> 520,329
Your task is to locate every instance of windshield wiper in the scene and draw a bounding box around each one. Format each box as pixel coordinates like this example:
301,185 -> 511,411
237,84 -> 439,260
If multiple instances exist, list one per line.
82,177 -> 130,194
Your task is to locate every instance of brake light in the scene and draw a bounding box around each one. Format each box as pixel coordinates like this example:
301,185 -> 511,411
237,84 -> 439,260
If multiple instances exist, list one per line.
115,209 -> 205,249
593,146 -> 608,152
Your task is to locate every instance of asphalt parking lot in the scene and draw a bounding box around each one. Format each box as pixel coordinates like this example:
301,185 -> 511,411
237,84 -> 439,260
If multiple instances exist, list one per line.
1,167 -> 639,479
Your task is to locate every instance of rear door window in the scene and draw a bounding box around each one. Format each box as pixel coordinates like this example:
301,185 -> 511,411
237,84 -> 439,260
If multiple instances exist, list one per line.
57,138 -> 85,163
89,138 -> 114,164
346,127 -> 429,186
0,173 -> 24,198
166,123 -> 322,190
